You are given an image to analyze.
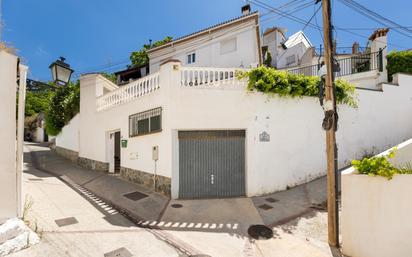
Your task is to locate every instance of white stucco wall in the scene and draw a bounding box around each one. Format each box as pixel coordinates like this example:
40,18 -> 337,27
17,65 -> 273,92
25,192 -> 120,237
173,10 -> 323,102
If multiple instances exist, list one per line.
56,114 -> 80,152
148,18 -> 260,73
0,51 -> 18,220
170,72 -> 412,196
32,127 -> 44,143
73,61 -> 412,198
78,66 -> 177,178
342,138 -> 412,257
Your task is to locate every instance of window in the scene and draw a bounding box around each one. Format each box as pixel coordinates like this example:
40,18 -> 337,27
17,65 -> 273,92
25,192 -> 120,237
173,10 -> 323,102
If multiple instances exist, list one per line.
286,55 -> 296,65
220,38 -> 237,55
187,53 -> 196,64
129,107 -> 162,136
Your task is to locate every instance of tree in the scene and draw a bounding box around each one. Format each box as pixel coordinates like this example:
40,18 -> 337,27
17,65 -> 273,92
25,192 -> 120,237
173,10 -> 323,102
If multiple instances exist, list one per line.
24,90 -> 53,117
129,36 -> 173,67
263,50 -> 272,67
45,81 -> 80,136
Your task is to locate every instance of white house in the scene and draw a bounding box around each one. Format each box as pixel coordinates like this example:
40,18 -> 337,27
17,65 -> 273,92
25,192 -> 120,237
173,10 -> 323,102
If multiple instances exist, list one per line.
147,6 -> 261,73
54,8 -> 412,200
262,28 -> 313,69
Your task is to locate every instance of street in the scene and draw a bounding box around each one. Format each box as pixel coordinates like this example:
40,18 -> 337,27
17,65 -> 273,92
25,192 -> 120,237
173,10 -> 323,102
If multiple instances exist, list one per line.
10,143 -> 339,257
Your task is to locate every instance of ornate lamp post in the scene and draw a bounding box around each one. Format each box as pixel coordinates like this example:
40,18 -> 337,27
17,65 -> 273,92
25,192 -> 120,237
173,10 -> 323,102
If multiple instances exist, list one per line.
49,57 -> 74,86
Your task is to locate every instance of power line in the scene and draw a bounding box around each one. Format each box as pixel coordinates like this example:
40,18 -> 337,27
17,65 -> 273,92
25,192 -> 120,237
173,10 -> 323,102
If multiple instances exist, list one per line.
338,0 -> 412,39
302,4 -> 322,31
260,1 -> 315,25
343,0 -> 412,35
260,0 -> 307,17
336,26 -> 412,30
252,0 -> 409,49
250,0 -> 322,31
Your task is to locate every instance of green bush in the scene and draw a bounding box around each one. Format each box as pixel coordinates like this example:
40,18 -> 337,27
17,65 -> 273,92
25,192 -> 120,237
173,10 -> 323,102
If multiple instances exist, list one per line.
236,66 -> 358,107
386,50 -> 412,81
352,148 -> 412,179
45,82 -> 80,136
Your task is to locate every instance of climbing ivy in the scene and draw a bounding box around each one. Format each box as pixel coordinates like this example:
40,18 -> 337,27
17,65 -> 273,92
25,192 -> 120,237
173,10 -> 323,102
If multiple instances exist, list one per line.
45,81 -> 80,136
236,66 -> 357,107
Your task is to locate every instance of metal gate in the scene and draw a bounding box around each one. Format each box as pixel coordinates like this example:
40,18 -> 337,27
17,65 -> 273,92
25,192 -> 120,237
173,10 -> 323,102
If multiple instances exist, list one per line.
178,130 -> 245,199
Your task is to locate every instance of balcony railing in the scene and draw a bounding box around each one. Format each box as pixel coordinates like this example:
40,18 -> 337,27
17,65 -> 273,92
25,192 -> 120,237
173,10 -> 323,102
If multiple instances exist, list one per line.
96,72 -> 160,112
181,67 -> 245,87
286,50 -> 383,78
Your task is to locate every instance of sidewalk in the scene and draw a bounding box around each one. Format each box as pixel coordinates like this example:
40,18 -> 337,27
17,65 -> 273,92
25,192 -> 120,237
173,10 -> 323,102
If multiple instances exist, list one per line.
27,143 -> 337,257
12,145 -> 181,257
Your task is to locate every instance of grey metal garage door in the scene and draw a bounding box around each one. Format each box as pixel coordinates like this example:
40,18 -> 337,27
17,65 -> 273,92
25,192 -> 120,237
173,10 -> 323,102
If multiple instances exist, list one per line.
178,130 -> 245,199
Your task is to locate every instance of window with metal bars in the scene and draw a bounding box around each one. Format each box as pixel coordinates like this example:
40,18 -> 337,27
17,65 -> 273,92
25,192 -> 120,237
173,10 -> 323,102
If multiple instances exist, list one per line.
129,107 -> 162,137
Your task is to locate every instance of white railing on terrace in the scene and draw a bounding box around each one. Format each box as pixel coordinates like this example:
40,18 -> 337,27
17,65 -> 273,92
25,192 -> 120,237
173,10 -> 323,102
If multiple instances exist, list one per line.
181,67 -> 246,87
96,72 -> 160,112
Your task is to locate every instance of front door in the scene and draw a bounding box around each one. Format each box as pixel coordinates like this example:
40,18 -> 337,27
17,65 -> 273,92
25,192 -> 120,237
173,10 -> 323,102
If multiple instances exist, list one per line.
114,131 -> 121,173
109,131 -> 121,173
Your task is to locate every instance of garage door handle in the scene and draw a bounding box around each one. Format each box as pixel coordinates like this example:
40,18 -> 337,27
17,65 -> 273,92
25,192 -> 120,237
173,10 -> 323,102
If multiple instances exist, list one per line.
210,174 -> 214,184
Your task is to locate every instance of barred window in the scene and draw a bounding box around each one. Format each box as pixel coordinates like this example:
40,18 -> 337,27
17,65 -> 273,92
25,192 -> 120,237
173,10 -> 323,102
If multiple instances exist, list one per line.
129,107 -> 162,137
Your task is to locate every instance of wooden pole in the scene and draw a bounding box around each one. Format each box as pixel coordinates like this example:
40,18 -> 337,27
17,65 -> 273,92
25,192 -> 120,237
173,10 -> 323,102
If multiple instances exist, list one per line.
321,0 -> 339,247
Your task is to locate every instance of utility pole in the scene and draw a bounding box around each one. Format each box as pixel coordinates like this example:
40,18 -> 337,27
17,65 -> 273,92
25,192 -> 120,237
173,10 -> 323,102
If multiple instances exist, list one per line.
321,0 -> 339,247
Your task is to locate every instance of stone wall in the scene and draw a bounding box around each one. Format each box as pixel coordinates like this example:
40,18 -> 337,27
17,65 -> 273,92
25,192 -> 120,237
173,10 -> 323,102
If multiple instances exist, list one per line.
120,167 -> 171,197
78,157 -> 109,172
54,146 -> 78,162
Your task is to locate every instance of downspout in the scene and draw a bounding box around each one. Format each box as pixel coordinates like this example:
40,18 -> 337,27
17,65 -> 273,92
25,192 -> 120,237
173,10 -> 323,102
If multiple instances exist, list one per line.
16,60 -> 28,218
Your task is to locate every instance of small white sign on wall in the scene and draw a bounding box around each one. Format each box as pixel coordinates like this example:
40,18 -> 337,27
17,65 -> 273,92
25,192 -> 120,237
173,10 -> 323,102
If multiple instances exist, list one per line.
259,131 -> 270,142
129,152 -> 139,160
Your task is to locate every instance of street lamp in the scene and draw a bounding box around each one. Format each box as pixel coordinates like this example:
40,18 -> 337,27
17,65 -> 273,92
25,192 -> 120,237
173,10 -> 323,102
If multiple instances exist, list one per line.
49,57 -> 74,86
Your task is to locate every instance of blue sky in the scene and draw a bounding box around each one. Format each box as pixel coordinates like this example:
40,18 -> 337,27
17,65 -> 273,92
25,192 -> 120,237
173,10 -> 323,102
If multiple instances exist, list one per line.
2,0 -> 411,81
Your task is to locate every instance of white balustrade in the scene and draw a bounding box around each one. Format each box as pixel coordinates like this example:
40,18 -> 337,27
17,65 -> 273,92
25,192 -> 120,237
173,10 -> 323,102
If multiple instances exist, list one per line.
96,72 -> 160,111
180,67 -> 245,87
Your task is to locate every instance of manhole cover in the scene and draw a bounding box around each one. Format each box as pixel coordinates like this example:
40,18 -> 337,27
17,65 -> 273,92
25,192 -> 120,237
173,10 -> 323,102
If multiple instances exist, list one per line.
55,217 -> 78,227
265,197 -> 278,203
123,191 -> 148,201
248,225 -> 274,240
104,247 -> 132,257
171,203 -> 183,208
258,204 -> 273,210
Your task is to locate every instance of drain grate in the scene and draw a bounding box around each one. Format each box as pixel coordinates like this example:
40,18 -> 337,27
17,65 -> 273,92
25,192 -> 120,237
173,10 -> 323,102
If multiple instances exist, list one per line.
55,217 -> 78,227
188,255 -> 212,257
123,191 -> 148,201
248,225 -> 274,240
104,247 -> 132,257
265,197 -> 278,203
258,204 -> 273,210
171,203 -> 183,208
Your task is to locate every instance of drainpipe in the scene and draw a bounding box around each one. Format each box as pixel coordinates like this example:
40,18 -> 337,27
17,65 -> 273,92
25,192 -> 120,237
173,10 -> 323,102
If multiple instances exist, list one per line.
16,61 -> 28,218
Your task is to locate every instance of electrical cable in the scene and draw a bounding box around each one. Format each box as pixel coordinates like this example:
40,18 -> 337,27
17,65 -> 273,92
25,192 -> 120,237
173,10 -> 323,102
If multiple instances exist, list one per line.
338,0 -> 412,39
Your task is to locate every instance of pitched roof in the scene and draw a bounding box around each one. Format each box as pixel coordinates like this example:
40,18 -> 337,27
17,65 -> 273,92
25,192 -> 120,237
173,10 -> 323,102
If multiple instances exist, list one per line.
147,11 -> 259,53
284,30 -> 312,48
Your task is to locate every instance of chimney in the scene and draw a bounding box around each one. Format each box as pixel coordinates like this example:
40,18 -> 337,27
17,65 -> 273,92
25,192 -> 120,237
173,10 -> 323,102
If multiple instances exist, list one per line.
352,42 -> 359,54
241,4 -> 251,15
369,28 -> 389,41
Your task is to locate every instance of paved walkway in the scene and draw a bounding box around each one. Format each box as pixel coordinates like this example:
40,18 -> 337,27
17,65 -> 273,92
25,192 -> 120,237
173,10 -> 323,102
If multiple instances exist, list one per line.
11,146 -> 181,257
24,143 -> 339,257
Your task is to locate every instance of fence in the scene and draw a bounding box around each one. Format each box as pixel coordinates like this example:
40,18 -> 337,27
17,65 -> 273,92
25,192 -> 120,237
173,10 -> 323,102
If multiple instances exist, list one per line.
181,67 -> 245,87
287,50 -> 383,77
96,72 -> 160,111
